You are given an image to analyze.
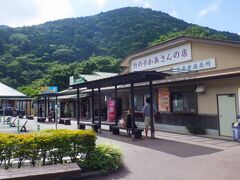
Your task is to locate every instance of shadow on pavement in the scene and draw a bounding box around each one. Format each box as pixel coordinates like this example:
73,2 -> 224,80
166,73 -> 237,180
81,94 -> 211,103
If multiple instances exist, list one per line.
98,130 -> 222,158
81,165 -> 131,180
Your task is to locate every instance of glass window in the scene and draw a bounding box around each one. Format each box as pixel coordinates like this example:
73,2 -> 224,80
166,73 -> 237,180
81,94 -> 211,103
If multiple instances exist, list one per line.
171,91 -> 196,113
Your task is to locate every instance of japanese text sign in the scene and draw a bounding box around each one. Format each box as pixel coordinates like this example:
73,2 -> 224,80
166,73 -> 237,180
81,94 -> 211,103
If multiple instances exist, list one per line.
131,43 -> 191,72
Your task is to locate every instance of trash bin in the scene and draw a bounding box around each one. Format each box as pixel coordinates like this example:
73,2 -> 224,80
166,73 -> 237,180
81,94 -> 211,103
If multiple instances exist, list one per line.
232,122 -> 240,141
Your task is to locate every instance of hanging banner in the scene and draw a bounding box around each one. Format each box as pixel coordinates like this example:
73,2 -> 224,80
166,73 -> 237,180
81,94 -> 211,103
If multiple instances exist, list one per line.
107,99 -> 116,122
158,88 -> 170,112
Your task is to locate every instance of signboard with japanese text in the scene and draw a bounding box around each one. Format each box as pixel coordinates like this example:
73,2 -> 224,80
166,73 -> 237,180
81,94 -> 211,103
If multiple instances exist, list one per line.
130,43 -> 191,72
40,86 -> 58,94
172,58 -> 216,73
158,88 -> 170,112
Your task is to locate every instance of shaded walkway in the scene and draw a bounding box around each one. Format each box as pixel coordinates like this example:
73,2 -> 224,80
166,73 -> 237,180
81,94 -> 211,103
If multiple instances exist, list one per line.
98,131 -> 222,157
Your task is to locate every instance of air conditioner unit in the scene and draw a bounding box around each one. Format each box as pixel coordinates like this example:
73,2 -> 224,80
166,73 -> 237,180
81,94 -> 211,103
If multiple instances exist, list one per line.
195,85 -> 205,93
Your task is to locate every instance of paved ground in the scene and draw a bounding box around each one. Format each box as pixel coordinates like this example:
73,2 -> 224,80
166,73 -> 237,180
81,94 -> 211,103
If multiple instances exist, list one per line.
1,117 -> 240,180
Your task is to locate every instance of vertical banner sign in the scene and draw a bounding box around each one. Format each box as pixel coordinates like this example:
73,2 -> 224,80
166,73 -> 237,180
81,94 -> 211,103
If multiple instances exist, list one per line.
107,98 -> 116,122
158,88 -> 170,112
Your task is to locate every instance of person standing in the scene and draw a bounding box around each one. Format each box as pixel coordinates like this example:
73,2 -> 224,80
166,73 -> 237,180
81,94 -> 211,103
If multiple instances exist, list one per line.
142,97 -> 157,137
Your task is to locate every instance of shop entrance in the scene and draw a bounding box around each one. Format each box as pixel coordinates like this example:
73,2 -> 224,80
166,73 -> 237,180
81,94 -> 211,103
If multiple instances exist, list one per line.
218,94 -> 236,136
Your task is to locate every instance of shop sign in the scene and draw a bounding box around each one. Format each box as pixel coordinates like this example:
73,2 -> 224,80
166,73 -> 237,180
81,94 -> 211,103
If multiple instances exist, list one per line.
107,98 -> 116,122
131,44 -> 191,72
172,58 -> 216,72
158,88 -> 170,112
40,86 -> 58,94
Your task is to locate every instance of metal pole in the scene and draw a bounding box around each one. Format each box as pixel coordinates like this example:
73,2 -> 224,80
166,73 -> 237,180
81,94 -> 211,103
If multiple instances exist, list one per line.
77,88 -> 80,128
44,96 -> 47,120
55,95 -> 58,130
17,117 -> 20,134
30,100 -> 32,116
26,100 -> 28,117
149,80 -> 155,138
98,87 -> 101,133
37,97 -> 40,119
114,85 -> 118,125
47,96 -> 50,118
131,83 -> 135,140
91,89 -> 95,124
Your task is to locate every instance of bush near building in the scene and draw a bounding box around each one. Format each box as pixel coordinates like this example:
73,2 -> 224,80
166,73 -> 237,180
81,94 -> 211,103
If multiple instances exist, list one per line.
0,129 -> 96,169
0,129 -> 123,173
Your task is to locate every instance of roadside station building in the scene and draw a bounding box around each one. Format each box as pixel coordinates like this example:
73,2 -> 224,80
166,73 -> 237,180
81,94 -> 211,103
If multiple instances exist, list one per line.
68,36 -> 240,137
120,36 -> 240,136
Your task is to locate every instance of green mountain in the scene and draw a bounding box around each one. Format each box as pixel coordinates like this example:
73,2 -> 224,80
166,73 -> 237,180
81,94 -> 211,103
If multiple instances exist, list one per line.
0,7 -> 240,93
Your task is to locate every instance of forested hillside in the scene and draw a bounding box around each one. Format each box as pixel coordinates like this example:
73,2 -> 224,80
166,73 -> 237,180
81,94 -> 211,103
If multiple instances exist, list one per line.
0,7 -> 239,95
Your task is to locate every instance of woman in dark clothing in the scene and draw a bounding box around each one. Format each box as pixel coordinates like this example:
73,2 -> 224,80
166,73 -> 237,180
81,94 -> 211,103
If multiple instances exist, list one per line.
126,109 -> 137,135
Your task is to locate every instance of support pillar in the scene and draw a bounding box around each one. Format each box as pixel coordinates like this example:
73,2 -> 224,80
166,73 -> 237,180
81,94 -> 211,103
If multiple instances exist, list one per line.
77,88 -> 80,128
55,95 -> 58,129
98,87 -> 101,133
47,96 -> 50,117
149,80 -> 155,138
130,83 -> 135,140
114,85 -> 118,125
91,89 -> 95,124
37,97 -> 40,119
44,96 -> 47,120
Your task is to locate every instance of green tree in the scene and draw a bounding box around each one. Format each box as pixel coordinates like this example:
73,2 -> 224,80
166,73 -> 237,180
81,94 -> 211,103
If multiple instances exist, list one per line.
149,25 -> 228,46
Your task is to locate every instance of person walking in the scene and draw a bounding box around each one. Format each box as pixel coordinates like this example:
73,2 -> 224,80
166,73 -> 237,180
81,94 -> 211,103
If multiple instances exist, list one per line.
142,97 -> 157,137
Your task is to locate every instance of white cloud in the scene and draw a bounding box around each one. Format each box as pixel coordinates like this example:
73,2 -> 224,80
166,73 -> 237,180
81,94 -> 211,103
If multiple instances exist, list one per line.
238,32 -> 240,36
33,0 -> 74,25
144,1 -> 151,8
170,10 -> 179,18
198,1 -> 221,17
0,0 -> 74,27
94,0 -> 108,8
133,0 -> 141,3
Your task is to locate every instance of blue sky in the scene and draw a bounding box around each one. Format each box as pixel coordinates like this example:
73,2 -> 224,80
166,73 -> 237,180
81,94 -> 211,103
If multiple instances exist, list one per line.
0,0 -> 239,35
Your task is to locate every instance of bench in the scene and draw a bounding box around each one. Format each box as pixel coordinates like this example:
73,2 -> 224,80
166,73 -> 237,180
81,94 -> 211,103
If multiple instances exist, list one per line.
0,163 -> 81,180
79,122 -> 99,132
112,125 -> 144,139
37,117 -> 46,123
20,120 -> 28,132
26,115 -> 34,120
59,118 -> 72,125
101,121 -> 116,131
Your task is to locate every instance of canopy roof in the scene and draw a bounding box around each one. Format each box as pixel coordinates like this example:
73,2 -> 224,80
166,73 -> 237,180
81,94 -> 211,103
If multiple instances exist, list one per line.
0,82 -> 27,98
70,71 -> 169,89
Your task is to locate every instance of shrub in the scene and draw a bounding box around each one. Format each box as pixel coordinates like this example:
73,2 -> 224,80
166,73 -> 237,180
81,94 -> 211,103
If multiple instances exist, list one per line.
0,129 -> 96,169
78,144 -> 123,172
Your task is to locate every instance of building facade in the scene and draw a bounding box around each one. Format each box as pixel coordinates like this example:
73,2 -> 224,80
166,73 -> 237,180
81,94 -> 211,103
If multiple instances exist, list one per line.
120,36 -> 240,136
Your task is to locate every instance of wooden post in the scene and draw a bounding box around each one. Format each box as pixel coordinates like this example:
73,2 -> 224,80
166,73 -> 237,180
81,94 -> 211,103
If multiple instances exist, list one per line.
91,89 -> 95,124
98,87 -> 101,133
149,80 -> 155,138
131,83 -> 135,140
77,88 -> 80,128
114,85 -> 118,125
